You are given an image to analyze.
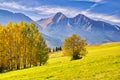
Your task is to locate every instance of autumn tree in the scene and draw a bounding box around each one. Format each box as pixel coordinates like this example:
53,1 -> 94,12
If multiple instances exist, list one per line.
35,34 -> 49,66
62,34 -> 87,60
0,21 -> 49,72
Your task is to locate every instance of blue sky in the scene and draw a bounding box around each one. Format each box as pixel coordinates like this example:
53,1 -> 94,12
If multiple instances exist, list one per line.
0,0 -> 120,25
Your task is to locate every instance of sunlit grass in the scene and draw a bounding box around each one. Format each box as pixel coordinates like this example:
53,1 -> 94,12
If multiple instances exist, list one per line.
0,42 -> 120,80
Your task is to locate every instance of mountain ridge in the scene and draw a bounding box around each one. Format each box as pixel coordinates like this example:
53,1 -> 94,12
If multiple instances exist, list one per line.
0,9 -> 34,25
36,12 -> 120,47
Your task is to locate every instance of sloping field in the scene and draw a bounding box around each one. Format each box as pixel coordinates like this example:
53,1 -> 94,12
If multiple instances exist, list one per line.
0,42 -> 120,80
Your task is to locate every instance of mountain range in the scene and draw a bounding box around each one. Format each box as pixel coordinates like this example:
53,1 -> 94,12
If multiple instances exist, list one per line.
0,9 -> 120,48
37,12 -> 120,47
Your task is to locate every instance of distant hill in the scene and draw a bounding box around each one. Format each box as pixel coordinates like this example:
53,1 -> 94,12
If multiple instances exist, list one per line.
36,12 -> 120,47
0,9 -> 34,25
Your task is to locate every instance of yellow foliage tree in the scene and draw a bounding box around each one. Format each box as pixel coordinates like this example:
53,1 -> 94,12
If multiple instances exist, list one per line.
0,21 -> 49,72
62,34 -> 87,60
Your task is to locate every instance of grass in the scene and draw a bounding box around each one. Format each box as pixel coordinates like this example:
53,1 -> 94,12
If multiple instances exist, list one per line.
0,42 -> 120,80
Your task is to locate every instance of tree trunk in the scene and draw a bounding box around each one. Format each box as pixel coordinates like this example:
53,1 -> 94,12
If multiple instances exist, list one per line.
30,61 -> 32,67
17,63 -> 20,70
40,62 -> 42,66
23,59 -> 26,68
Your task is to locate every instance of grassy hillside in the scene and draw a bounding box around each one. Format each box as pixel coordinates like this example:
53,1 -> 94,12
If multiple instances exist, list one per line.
0,42 -> 120,80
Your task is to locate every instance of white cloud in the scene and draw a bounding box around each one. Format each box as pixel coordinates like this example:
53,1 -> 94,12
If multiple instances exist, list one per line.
71,0 -> 103,3
81,11 -> 120,23
0,2 -> 32,11
85,3 -> 98,12
0,1 -> 119,24
34,6 -> 69,14
85,0 -> 105,12
89,0 -> 102,3
70,0 -> 103,12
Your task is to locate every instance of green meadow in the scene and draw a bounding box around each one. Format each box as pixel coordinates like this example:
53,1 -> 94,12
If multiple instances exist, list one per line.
0,42 -> 120,80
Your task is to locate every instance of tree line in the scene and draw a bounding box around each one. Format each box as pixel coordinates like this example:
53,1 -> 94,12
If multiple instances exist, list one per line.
0,21 -> 49,72
52,46 -> 62,52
